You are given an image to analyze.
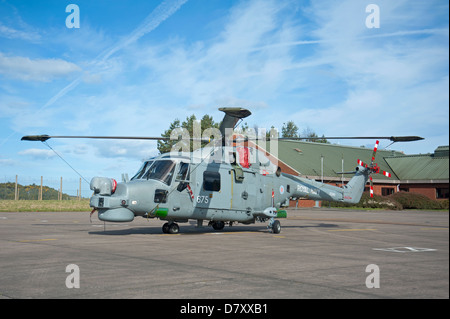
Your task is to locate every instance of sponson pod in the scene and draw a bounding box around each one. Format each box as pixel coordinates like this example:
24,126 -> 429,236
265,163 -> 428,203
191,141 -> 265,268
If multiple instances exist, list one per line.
97,207 -> 135,222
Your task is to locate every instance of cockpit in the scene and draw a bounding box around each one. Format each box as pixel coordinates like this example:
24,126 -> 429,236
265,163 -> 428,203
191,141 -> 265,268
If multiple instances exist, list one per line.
131,159 -> 176,185
130,158 -> 191,186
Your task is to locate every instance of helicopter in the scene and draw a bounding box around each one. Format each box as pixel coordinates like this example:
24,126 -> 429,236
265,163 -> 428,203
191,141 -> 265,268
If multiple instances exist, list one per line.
21,107 -> 423,234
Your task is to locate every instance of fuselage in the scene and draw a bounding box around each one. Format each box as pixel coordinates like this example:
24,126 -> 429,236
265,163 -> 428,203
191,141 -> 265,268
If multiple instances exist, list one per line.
90,146 -> 369,224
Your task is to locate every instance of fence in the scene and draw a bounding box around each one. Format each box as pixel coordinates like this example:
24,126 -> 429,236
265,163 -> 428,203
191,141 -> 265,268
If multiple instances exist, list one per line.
0,175 -> 92,200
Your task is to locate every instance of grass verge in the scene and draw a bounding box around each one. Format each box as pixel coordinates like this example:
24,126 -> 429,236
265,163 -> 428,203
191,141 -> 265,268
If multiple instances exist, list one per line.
0,199 -> 91,212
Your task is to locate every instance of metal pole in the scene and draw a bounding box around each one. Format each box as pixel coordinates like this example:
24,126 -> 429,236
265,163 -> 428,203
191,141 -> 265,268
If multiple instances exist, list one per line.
15,175 -> 18,201
321,155 -> 323,183
40,176 -> 43,200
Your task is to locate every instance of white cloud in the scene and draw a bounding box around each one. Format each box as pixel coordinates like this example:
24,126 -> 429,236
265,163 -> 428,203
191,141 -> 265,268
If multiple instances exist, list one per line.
93,140 -> 159,160
0,22 -> 41,42
5,0 -> 447,169
98,0 -> 189,62
0,53 -> 81,82
282,0 -> 449,153
18,148 -> 56,159
0,158 -> 15,166
132,0 -> 303,108
0,96 -> 30,118
47,0 -> 447,157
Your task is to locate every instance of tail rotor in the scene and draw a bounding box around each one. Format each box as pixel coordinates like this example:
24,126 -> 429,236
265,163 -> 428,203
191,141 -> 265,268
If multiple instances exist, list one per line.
357,140 -> 392,197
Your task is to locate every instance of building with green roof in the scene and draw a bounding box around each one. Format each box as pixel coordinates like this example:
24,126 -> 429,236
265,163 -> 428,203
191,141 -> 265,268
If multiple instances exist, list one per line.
258,140 -> 449,205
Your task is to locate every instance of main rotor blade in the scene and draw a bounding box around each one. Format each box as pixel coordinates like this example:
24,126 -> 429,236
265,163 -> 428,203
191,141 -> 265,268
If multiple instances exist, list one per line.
277,136 -> 424,142
21,135 -> 172,142
22,134 -> 424,143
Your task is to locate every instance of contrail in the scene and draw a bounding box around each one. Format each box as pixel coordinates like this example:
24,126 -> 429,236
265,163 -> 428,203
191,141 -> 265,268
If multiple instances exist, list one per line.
3,0 -> 188,147
50,0 -> 189,108
249,28 -> 447,52
97,0 -> 189,62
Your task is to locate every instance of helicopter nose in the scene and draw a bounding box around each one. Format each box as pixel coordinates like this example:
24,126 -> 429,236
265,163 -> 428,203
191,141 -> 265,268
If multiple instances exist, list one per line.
90,177 -> 134,222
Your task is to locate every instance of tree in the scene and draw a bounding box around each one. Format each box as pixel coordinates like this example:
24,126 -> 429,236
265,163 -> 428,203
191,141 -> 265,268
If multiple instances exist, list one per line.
157,114 -> 220,154
157,119 -> 181,154
281,121 -> 299,138
281,122 -> 328,143
300,127 -> 329,143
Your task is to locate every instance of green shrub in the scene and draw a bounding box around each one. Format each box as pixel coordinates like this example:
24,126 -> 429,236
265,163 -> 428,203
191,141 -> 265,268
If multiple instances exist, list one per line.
322,193 -> 402,210
322,192 -> 447,210
387,192 -> 442,210
359,193 -> 403,210
438,199 -> 449,210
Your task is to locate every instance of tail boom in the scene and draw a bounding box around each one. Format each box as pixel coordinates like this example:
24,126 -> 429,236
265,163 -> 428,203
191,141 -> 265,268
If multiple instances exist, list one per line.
284,166 -> 370,204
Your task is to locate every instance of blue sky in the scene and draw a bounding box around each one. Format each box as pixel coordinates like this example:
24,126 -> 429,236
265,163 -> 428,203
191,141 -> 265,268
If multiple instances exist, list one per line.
0,0 -> 448,196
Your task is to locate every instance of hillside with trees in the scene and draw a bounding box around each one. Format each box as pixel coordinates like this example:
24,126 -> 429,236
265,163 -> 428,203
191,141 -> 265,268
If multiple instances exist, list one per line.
0,182 -> 73,200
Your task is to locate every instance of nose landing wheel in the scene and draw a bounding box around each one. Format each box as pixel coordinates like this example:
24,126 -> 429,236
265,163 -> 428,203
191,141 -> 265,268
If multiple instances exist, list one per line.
162,222 -> 179,234
268,218 -> 281,234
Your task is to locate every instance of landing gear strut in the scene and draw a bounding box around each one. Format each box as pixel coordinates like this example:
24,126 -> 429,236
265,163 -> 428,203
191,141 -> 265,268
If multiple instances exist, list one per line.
162,222 -> 179,234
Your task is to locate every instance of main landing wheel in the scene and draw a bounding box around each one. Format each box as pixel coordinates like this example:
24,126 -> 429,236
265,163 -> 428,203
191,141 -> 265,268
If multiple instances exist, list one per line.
212,221 -> 225,231
162,222 -> 179,234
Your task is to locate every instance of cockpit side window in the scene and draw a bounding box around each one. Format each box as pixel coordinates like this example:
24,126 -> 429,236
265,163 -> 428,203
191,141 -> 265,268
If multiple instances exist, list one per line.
163,165 -> 176,185
176,162 -> 190,181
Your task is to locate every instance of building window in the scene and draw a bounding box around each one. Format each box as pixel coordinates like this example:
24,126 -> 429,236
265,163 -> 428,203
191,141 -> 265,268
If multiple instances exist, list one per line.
381,188 -> 394,196
436,188 -> 449,199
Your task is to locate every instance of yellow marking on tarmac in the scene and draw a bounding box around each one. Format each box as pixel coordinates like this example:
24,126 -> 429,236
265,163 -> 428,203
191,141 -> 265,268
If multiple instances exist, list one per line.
156,231 -> 262,236
420,227 -> 449,231
17,238 -> 58,243
273,235 -> 285,238
327,229 -> 376,232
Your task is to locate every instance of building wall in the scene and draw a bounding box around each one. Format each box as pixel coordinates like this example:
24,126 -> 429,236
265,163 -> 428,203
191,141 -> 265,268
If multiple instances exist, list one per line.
288,199 -> 319,208
399,183 -> 449,200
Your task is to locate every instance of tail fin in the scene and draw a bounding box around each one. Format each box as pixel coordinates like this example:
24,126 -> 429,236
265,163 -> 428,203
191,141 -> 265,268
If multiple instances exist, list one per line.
342,167 -> 370,204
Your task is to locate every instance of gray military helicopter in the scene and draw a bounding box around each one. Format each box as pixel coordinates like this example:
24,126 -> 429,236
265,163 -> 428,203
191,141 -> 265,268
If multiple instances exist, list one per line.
22,108 -> 423,234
